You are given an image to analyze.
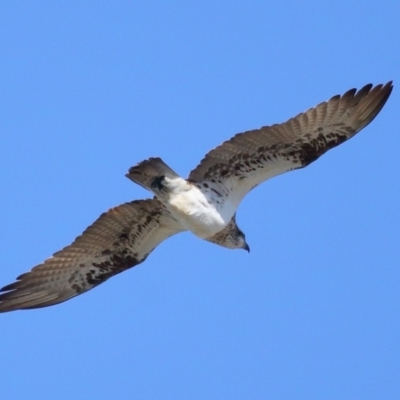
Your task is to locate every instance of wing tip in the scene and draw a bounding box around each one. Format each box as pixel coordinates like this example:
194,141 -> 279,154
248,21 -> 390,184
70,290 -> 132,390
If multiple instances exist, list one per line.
354,80 -> 393,130
0,288 -> 77,313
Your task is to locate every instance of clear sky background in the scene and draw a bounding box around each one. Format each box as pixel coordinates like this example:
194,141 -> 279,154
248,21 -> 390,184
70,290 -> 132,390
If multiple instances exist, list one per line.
0,2 -> 399,399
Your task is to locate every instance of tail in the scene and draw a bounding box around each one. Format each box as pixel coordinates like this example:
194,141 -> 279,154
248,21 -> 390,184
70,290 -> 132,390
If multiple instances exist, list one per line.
126,157 -> 180,192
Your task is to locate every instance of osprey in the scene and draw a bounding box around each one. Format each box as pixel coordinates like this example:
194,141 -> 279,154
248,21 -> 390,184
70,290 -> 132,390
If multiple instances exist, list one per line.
0,82 -> 393,312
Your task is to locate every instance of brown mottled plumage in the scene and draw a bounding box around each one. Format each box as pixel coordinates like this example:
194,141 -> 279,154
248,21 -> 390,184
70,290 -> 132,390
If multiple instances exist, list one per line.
188,82 -> 393,206
0,82 -> 392,312
0,200 -> 183,311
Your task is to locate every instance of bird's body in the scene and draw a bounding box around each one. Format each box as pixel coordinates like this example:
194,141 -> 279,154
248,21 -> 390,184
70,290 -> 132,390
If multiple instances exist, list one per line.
141,174 -> 236,239
166,185 -> 233,239
0,81 -> 393,312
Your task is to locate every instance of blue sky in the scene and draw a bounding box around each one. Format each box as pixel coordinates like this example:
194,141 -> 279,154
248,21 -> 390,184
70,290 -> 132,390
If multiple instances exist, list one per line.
0,1 -> 399,399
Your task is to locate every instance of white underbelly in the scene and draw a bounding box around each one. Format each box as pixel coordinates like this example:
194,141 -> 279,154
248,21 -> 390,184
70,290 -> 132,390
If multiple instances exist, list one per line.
177,209 -> 226,238
167,191 -> 233,239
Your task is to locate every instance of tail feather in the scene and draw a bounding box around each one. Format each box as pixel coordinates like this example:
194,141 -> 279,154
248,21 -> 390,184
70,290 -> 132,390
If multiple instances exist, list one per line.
126,157 -> 180,191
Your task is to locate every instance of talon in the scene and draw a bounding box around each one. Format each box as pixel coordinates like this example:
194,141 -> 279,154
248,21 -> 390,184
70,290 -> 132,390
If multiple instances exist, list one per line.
151,176 -> 165,190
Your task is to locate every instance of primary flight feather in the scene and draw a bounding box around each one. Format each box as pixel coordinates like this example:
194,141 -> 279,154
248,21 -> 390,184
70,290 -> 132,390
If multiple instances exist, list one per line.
0,82 -> 393,312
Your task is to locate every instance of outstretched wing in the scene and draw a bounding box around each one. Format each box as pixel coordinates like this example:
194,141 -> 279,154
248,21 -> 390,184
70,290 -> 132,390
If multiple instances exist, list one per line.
0,199 -> 184,312
189,82 -> 393,205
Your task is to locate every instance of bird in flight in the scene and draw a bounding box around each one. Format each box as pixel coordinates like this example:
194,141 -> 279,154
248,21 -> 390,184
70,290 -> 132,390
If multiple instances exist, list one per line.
0,82 -> 392,312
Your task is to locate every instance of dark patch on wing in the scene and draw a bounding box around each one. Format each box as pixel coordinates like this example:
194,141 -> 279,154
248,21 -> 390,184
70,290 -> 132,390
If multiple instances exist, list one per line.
297,131 -> 349,166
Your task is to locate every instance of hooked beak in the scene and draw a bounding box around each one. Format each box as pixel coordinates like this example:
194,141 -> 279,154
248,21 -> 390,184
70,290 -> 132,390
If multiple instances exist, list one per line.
243,242 -> 250,253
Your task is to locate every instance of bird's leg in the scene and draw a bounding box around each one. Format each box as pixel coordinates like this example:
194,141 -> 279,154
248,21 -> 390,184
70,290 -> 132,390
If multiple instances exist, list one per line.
151,176 -> 165,191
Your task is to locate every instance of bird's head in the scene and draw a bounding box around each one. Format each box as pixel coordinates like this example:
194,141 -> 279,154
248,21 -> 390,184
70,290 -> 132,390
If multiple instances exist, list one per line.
206,217 -> 250,252
233,226 -> 250,252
